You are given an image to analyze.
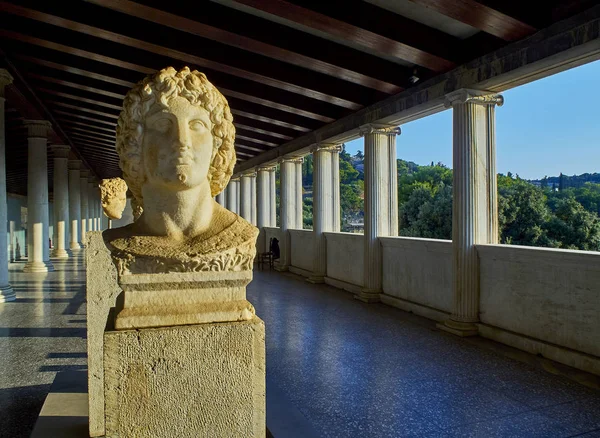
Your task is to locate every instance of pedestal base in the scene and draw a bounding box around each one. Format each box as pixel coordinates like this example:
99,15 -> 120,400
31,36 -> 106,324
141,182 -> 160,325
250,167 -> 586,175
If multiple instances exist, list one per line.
0,284 -> 15,302
104,318 -> 266,438
69,242 -> 82,251
436,319 -> 479,337
23,261 -> 54,273
355,289 -> 381,303
274,263 -> 289,272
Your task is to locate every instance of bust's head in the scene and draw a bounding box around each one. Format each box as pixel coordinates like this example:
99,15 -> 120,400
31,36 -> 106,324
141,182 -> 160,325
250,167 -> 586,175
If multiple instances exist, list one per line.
99,177 -> 128,219
116,67 -> 236,209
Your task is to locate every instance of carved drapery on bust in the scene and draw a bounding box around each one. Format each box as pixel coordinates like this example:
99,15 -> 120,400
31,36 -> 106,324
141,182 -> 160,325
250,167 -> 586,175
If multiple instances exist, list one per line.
105,66 -> 258,275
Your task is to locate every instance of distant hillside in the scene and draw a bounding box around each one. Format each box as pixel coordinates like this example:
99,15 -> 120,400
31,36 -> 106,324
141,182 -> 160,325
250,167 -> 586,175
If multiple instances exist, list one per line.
530,173 -> 600,189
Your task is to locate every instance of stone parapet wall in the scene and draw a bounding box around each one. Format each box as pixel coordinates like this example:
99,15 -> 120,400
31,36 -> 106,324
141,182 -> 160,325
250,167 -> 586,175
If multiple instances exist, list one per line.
323,232 -> 363,287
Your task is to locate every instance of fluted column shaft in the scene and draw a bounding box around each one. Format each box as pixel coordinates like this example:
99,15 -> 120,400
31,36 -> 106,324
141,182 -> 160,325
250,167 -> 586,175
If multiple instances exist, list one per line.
256,167 -> 272,253
23,120 -> 54,273
80,170 -> 89,247
68,160 -> 81,250
332,150 -> 341,232
295,159 -> 303,229
277,158 -> 297,270
388,131 -> 400,236
0,70 -> 14,300
226,178 -> 239,214
439,89 -> 503,337
269,168 -> 276,227
51,145 -> 70,259
359,124 -> 400,302
309,145 -> 338,283
88,180 -> 96,232
240,174 -> 254,222
216,190 -> 226,207
250,174 -> 257,226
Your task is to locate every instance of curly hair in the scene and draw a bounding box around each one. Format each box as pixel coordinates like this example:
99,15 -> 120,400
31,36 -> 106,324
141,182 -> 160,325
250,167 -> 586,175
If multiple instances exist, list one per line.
99,177 -> 128,204
115,66 -> 236,208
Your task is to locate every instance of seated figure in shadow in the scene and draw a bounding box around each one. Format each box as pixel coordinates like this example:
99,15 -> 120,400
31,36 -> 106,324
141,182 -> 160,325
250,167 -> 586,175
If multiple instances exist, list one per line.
105,66 -> 257,275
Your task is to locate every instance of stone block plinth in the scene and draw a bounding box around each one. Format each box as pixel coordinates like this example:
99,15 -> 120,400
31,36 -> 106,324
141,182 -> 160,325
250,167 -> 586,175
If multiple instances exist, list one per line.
104,318 -> 266,438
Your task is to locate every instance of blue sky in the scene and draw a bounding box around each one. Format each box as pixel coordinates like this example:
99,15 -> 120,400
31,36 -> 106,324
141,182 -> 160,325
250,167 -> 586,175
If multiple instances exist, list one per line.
344,59 -> 600,180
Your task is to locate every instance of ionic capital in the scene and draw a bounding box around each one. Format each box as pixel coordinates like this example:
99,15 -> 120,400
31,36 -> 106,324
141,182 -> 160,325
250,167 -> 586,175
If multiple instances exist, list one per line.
230,176 -> 241,182
51,145 -> 70,159
241,171 -> 257,179
311,143 -> 342,154
0,69 -> 14,98
279,156 -> 304,164
257,165 -> 276,173
68,159 -> 81,170
359,124 -> 401,137
23,120 -> 52,139
444,89 -> 504,108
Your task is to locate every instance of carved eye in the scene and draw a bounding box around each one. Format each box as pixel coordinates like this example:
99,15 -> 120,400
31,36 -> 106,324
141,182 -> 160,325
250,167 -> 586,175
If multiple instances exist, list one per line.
190,119 -> 208,131
153,118 -> 172,133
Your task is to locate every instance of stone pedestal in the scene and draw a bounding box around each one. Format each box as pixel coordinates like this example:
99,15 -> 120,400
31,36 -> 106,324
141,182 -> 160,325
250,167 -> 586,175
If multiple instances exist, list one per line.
437,89 -> 503,337
104,318 -> 265,438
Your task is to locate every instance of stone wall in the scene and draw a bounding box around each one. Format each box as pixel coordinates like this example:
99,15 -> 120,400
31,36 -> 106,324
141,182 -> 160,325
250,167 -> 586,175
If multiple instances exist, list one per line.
289,229 -> 313,273
324,232 -> 363,288
381,237 -> 452,317
478,244 -> 600,358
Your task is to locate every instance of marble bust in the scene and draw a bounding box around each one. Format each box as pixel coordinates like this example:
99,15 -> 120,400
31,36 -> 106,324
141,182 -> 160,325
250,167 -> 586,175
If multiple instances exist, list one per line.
106,66 -> 257,275
99,177 -> 128,220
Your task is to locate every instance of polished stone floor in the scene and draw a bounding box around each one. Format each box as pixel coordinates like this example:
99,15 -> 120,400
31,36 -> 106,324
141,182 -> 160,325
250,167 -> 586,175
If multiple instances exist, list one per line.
1,252 -> 599,437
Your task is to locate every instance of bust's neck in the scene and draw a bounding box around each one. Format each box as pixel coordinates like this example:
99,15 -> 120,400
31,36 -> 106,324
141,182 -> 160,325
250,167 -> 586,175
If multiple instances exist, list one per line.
137,182 -> 214,240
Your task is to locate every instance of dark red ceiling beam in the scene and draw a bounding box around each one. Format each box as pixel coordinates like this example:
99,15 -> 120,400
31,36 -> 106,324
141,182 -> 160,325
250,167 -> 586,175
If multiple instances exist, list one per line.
406,0 -> 536,41
84,0 -> 402,94
226,0 -> 455,72
0,2 -> 362,110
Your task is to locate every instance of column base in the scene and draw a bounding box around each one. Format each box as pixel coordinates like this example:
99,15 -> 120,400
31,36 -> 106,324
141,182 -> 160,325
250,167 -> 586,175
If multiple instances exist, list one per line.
0,284 -> 16,302
23,261 -> 55,273
436,319 -> 479,337
51,248 -> 70,259
307,275 -> 325,284
355,289 -> 381,303
274,263 -> 289,272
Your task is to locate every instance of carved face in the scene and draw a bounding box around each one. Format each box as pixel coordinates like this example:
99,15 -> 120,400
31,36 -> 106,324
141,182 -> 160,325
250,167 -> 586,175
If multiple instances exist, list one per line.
142,96 -> 213,191
102,193 -> 127,220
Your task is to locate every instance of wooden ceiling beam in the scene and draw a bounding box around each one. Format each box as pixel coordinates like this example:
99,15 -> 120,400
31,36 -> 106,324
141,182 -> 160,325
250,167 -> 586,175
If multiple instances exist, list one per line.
64,127 -> 115,142
225,0 -> 455,72
37,88 -> 123,111
406,0 -> 536,41
235,134 -> 277,148
47,101 -> 119,120
0,2 -> 363,110
54,110 -> 117,127
84,0 -> 402,94
56,118 -> 116,134
6,34 -> 339,122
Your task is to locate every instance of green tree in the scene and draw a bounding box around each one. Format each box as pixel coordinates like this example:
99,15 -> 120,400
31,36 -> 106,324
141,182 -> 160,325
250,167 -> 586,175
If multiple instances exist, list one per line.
545,197 -> 600,250
400,183 -> 452,239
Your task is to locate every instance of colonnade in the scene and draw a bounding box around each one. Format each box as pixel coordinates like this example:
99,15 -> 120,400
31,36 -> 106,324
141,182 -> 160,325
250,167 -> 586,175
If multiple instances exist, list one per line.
224,88 -> 503,337
0,69 -> 106,295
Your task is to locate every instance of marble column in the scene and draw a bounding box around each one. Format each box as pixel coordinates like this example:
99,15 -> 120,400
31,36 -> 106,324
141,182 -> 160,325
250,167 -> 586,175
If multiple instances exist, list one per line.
68,160 -> 81,250
269,167 -> 277,227
309,144 -> 339,283
88,179 -> 96,232
388,129 -> 400,236
216,190 -> 226,207
332,148 -> 341,232
438,89 -> 503,337
295,158 -> 304,229
226,178 -> 239,214
277,158 -> 297,271
80,169 -> 89,247
0,70 -> 15,300
358,124 -> 400,302
256,167 -> 272,252
240,173 -> 253,222
50,145 -> 70,259
250,173 -> 257,226
23,120 -> 54,273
